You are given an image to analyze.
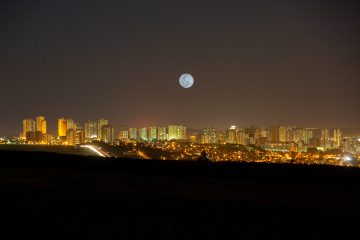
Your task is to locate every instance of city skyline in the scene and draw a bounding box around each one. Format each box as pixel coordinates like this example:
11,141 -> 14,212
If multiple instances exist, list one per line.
7,113 -> 360,138
14,114 -> 357,136
12,114 -> 360,164
1,1 -> 360,137
17,114 -> 355,150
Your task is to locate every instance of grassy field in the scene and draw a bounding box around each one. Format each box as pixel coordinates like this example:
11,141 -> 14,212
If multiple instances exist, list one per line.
1,150 -> 359,239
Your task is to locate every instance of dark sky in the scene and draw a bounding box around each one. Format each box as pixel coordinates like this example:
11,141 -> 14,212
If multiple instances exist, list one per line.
1,0 -> 360,136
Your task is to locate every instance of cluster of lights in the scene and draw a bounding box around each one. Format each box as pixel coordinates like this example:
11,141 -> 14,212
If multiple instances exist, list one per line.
126,141 -> 358,167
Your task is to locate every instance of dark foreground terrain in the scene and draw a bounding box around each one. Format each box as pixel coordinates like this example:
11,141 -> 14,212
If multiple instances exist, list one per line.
1,150 -> 360,239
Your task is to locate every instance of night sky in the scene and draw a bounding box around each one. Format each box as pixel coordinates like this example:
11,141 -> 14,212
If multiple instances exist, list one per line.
1,0 -> 359,136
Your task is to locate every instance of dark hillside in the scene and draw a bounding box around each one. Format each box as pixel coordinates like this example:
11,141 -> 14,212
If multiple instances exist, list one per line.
1,150 -> 359,239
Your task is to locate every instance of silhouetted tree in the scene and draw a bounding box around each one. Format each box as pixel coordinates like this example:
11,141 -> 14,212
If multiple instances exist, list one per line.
197,151 -> 210,162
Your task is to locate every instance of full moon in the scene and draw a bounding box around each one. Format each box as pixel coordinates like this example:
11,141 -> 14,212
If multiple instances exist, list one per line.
179,73 -> 194,88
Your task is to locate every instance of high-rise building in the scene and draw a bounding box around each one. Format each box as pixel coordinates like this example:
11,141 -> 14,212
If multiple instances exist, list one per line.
139,127 -> 148,141
333,129 -> 341,148
199,128 -> 210,144
98,118 -> 109,141
270,126 -> 279,143
128,128 -> 138,140
148,127 -> 157,141
236,130 -> 247,145
41,120 -> 47,134
286,126 -> 296,142
101,124 -> 114,144
85,121 -> 98,139
58,118 -> 67,137
217,130 -> 227,144
23,119 -> 35,137
157,127 -> 167,140
75,130 -> 85,145
198,127 -> 218,144
254,127 -> 266,144
294,128 -> 305,143
270,126 -> 287,143
254,128 -> 261,142
304,128 -> 315,145
209,127 -> 218,144
244,126 -> 257,144
118,125 -> 129,141
66,118 -> 74,130
73,122 -> 80,131
279,126 -> 287,143
66,129 -> 76,145
343,137 -> 358,153
23,118 -> 35,141
36,116 -> 47,134
226,126 -> 237,144
168,125 -> 186,140
321,128 -> 330,149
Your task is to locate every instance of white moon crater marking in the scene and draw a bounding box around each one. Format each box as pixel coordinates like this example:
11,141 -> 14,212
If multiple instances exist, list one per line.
179,73 -> 194,88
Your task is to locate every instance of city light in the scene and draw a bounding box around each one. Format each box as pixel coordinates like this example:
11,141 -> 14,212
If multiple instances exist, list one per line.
80,145 -> 107,157
343,155 -> 352,161
9,116 -> 359,167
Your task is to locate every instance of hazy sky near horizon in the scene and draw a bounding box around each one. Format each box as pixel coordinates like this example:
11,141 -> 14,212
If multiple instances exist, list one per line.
1,0 -> 360,136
